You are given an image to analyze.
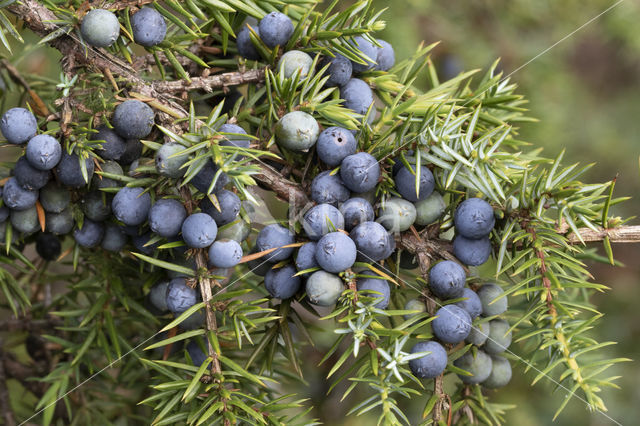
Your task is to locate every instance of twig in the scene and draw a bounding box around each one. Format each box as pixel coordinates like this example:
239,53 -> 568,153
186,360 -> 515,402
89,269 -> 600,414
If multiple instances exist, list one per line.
179,187 -> 222,377
151,69 -> 266,94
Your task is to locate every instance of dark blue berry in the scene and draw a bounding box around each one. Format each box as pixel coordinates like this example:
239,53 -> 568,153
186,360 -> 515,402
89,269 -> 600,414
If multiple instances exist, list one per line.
3,177 -> 38,211
295,242 -> 318,276
264,264 -> 301,299
256,224 -> 295,261
113,100 -> 154,139
356,274 -> 390,309
148,198 -> 186,238
319,54 -> 352,87
0,107 -> 37,145
191,160 -> 229,195
26,134 -> 61,170
428,260 -> 466,300
56,151 -> 95,188
340,152 -> 380,193
302,203 -> 345,241
455,288 -> 482,320
112,187 -> 151,226
181,213 -> 217,248
200,190 -> 240,226
92,125 -> 126,161
101,222 -> 127,252
311,171 -> 350,205
350,221 -> 393,262
408,341 -> 447,379
315,231 -> 356,273
316,127 -> 357,167
452,235 -> 491,266
258,12 -> 294,48
218,124 -> 250,149
340,78 -> 374,115
339,197 -> 374,231
454,198 -> 495,239
131,7 -> 166,47
375,39 -> 395,71
14,156 -> 50,190
394,165 -> 435,202
36,233 -> 61,261
208,239 -> 243,268
73,219 -> 105,248
166,277 -> 198,314
236,25 -> 260,60
349,36 -> 377,73
432,305 -> 471,344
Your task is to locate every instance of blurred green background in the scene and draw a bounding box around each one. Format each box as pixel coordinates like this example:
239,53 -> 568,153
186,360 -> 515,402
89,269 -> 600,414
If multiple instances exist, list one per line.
370,0 -> 640,424
2,0 -> 640,424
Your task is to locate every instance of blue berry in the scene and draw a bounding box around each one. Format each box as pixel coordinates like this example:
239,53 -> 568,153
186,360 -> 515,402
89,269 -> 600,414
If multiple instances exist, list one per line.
302,203 -> 344,241
3,177 -> 38,211
10,206 -> 39,234
155,143 -> 188,178
81,191 -> 111,222
191,160 -> 229,195
315,231 -> 356,273
0,107 -> 37,145
306,270 -> 344,306
466,321 -> 490,346
356,274 -> 390,309
56,151 -> 95,188
349,36 -> 377,73
455,288 -> 482,319
147,281 -> 169,313
113,100 -> 154,139
181,213 -> 217,248
316,127 -> 357,167
484,319 -> 512,355
339,197 -> 374,231
256,224 -> 295,261
112,187 -> 151,226
454,349 -> 493,384
340,78 -> 374,115
81,9 -> 120,48
101,222 -> 127,252
394,165 -> 435,202
264,264 -> 301,299
118,138 -> 142,165
432,305 -> 471,344
377,197 -> 416,233
259,11 -> 294,48
200,190 -> 240,226
408,341 -> 447,379
311,171 -> 350,205
36,233 -> 61,261
39,182 -> 70,213
92,160 -> 124,190
350,221 -> 393,262
166,277 -> 198,314
148,198 -> 187,238
187,341 -> 210,368
319,54 -> 352,87
131,7 -> 167,47
218,124 -> 250,149
414,192 -> 446,226
208,239 -> 243,268
453,235 -> 491,266
278,50 -> 313,79
14,156 -> 50,190
454,198 -> 495,239
45,208 -> 74,235
428,260 -> 466,300
482,356 -> 511,388
340,152 -> 380,193
236,25 -> 260,60
375,39 -> 395,71
403,298 -> 426,319
295,242 -> 318,276
275,111 -> 319,151
73,219 -> 104,248
92,125 -> 126,161
0,205 -> 8,223
476,283 -> 507,317
26,134 -> 61,170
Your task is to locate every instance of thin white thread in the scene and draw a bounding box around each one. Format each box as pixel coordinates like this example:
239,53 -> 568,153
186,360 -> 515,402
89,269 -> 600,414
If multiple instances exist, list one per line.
355,248 -> 622,426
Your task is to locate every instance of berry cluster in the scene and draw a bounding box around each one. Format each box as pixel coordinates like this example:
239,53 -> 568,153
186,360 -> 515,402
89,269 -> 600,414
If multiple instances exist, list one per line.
0,5 -> 513,400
